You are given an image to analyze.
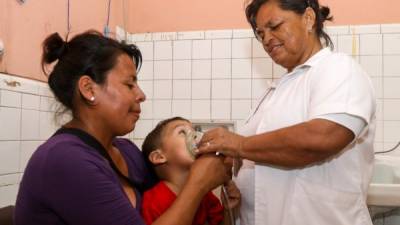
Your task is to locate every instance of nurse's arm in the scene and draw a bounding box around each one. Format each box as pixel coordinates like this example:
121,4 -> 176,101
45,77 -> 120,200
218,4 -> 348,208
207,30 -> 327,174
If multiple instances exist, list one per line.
199,119 -> 354,169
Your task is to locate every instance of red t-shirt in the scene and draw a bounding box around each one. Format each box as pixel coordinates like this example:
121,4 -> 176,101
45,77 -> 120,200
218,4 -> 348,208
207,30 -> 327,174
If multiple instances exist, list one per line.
141,181 -> 224,225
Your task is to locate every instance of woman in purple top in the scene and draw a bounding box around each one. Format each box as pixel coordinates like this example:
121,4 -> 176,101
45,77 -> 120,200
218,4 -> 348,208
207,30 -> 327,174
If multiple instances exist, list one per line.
14,31 -> 231,225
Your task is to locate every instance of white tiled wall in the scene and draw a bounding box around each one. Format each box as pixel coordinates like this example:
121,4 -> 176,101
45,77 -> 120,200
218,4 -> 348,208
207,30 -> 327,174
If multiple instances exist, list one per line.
1,24 -> 400,215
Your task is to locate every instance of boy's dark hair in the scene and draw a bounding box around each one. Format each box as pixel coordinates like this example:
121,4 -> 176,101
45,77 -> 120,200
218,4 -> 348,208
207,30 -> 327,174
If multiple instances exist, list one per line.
142,117 -> 190,168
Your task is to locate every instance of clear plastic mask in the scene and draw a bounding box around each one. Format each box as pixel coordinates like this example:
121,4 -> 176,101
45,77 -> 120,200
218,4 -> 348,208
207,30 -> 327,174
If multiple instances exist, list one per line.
184,130 -> 204,158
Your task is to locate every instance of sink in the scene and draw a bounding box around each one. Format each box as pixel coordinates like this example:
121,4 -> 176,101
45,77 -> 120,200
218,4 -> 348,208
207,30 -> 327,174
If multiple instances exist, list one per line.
367,155 -> 400,207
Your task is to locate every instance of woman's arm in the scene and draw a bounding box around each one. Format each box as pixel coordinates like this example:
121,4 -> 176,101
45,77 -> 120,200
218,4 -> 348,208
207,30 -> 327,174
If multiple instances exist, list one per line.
152,154 -> 230,225
198,119 -> 354,169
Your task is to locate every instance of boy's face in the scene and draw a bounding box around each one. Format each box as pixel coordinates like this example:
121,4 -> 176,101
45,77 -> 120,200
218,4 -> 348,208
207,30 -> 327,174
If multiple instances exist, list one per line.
160,120 -> 195,169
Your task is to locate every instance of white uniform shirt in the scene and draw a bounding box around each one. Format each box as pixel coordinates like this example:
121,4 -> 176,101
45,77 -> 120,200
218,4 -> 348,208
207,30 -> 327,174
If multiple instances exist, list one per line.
235,48 -> 376,225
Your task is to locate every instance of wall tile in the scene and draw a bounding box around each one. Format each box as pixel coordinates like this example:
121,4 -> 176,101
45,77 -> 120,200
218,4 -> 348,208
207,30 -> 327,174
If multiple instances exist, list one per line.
383,34 -> 400,55
212,39 -> 232,59
39,96 -> 58,112
153,100 -> 172,119
152,32 -> 177,41
192,80 -> 211,99
252,58 -> 273,78
191,100 -> 210,119
205,30 -> 232,39
0,90 -> 21,108
360,34 -> 382,55
211,100 -> 231,120
138,61 -> 153,80
21,109 -> 40,140
154,80 -> 172,99
177,31 -> 205,40
232,58 -> 252,79
173,80 -> 191,99
338,34 -> 360,56
140,100 -> 153,119
350,24 -> 381,34
375,120 -> 383,143
212,80 -> 231,99
252,79 -> 271,99
138,80 -> 153,99
192,40 -> 211,59
132,120 -> 154,139
325,26 -> 349,35
233,29 -> 254,38
381,24 -> 400,33
252,38 -> 267,58
154,60 -> 173,79
130,33 -> 152,42
22,94 -> 40,110
232,79 -> 252,99
383,55 -> 400,76
136,42 -> 154,60
0,107 -> 21,140
232,100 -> 252,120
383,77 -> 400,98
20,141 -> 41,172
0,182 -> 19,207
192,60 -> 212,79
173,40 -> 192,60
383,121 -> 400,142
370,77 -> 383,99
360,56 -> 383,77
172,100 -> 191,118
173,60 -> 191,79
273,63 -> 287,78
154,41 -> 173,60
384,99 -> 400,120
0,74 -> 39,95
376,99 -> 383,121
232,38 -> 252,58
39,111 -> 57,140
0,141 -> 20,174
212,59 -> 231,79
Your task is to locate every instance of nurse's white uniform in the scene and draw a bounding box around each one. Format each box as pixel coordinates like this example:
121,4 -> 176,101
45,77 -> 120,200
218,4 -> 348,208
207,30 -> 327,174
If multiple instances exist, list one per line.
235,48 -> 376,225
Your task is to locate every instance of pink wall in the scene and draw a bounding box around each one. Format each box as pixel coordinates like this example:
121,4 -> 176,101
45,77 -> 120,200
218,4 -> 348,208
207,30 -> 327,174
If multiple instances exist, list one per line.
1,0 -> 399,81
0,0 -> 126,81
129,0 -> 400,33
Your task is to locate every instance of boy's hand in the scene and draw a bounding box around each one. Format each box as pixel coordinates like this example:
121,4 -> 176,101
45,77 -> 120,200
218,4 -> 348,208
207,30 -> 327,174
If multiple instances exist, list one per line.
221,180 -> 241,210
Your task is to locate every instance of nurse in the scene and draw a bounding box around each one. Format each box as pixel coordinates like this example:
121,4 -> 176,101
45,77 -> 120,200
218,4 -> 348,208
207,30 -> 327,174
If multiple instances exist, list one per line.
198,0 -> 376,225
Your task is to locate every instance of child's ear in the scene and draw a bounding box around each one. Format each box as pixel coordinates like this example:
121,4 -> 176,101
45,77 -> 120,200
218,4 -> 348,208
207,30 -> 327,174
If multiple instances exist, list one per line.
149,149 -> 167,165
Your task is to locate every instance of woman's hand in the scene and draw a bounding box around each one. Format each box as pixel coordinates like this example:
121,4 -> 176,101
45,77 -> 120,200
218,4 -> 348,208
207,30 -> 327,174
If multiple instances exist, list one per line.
197,127 -> 245,158
187,153 -> 231,194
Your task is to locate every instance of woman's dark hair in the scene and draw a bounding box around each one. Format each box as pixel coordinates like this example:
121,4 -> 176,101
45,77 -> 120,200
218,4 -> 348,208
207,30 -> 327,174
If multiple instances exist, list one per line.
245,0 -> 333,48
41,30 -> 142,112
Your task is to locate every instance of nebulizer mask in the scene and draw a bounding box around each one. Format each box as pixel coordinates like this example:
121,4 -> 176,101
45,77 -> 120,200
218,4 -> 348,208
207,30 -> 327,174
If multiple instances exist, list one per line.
184,129 -> 204,158
183,127 -> 236,225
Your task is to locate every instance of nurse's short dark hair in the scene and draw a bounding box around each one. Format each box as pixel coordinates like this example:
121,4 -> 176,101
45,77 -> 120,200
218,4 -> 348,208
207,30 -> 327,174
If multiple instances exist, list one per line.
245,0 -> 334,48
41,30 -> 142,112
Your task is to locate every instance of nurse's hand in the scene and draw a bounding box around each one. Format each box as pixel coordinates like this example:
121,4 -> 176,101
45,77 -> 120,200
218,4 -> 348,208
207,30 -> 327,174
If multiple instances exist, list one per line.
197,127 -> 245,158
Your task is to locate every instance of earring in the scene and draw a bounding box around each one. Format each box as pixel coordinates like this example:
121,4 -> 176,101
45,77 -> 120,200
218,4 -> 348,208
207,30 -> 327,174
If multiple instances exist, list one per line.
89,96 -> 95,102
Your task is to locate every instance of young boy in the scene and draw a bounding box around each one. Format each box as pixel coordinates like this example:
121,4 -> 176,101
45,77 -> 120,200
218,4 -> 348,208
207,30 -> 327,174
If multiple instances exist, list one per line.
141,117 -> 230,225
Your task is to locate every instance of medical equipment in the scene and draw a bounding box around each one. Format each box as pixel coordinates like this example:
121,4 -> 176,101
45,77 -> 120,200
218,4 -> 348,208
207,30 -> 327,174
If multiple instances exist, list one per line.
183,129 -> 236,225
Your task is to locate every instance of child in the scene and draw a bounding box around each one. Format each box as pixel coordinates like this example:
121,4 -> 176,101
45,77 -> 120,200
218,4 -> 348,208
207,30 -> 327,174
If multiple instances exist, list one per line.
141,117 -> 232,225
